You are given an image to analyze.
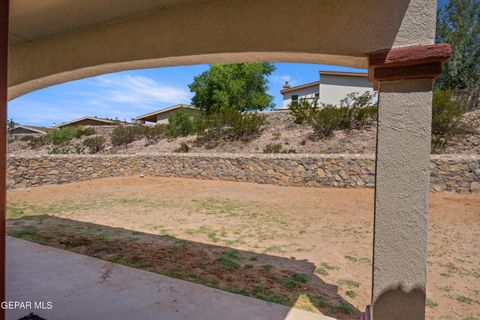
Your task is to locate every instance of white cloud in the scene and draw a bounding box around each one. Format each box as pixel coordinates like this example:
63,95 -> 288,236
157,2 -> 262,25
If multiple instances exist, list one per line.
270,74 -> 298,86
94,75 -> 191,107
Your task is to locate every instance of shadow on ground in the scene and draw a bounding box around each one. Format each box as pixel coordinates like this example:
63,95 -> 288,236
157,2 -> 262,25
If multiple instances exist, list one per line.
8,215 -> 360,320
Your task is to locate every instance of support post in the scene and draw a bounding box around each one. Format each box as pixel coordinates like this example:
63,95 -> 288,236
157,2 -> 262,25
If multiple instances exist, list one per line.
0,1 -> 9,319
367,44 -> 451,320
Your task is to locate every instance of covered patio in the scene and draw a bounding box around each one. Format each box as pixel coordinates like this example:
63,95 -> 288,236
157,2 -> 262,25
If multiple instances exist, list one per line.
1,1 -> 450,319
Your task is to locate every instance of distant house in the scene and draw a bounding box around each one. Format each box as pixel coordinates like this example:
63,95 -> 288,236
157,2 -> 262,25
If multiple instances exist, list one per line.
9,125 -> 52,137
135,104 -> 197,124
57,116 -> 120,128
280,71 -> 376,108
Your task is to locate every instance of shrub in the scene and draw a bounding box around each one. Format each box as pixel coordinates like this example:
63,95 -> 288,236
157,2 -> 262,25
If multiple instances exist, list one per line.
263,143 -> 296,154
289,99 -> 317,124
83,136 -> 106,153
175,142 -> 190,153
167,109 -> 197,138
47,126 -> 95,145
20,135 -> 48,149
196,109 -> 265,145
431,90 -> 469,152
110,125 -> 144,147
144,124 -> 166,144
308,106 -> 342,137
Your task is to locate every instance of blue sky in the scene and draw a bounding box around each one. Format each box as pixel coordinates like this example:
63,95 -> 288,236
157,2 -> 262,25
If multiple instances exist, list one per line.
8,1 -> 448,127
7,63 -> 366,126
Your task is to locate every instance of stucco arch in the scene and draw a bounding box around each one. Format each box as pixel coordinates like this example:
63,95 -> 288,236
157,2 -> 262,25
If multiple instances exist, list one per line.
8,0 -> 436,100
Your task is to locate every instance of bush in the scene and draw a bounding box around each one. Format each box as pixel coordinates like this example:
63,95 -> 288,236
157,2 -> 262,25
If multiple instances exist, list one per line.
175,142 -> 190,153
83,136 -> 106,153
144,124 -> 166,144
196,109 -> 266,145
289,99 -> 317,124
167,109 -> 197,138
263,143 -> 296,154
308,106 -> 342,137
20,135 -> 48,149
110,125 -> 144,147
432,90 -> 468,141
47,126 -> 95,145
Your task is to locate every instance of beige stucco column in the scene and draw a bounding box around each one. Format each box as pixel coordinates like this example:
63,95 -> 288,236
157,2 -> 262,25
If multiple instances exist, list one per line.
367,44 -> 451,320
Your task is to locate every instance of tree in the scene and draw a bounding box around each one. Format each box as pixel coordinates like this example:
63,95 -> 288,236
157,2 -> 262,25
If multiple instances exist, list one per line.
436,0 -> 480,110
189,63 -> 276,114
7,119 -> 16,132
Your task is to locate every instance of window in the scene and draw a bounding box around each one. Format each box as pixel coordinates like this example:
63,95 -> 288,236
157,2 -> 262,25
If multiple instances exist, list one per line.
292,95 -> 298,102
315,93 -> 319,99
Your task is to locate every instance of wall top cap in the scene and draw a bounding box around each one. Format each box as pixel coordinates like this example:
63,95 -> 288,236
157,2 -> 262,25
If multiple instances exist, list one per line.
368,43 -> 452,68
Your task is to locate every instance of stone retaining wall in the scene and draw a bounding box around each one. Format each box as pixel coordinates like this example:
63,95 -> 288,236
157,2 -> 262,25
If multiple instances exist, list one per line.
7,154 -> 480,192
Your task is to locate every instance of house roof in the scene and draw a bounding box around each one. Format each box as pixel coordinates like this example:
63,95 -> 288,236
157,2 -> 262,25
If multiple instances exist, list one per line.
319,71 -> 368,77
12,125 -> 53,134
135,104 -> 196,122
57,116 -> 119,127
280,81 -> 320,94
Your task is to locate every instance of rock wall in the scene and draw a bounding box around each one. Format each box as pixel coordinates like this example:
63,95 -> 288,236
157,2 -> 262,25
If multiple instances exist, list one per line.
7,154 -> 480,192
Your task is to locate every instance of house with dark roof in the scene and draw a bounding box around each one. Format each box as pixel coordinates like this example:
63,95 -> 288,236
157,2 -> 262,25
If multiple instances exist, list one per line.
9,125 -> 53,137
57,116 -> 122,128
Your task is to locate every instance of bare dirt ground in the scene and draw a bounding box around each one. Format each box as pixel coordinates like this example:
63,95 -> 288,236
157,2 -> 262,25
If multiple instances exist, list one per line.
6,177 -> 480,319
8,110 -> 480,156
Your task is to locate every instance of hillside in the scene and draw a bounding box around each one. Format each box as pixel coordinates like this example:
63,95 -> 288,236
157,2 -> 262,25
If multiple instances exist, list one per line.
8,110 -> 480,156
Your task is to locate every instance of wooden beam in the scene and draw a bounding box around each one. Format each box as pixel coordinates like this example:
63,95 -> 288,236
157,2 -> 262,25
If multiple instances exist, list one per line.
0,1 -> 9,319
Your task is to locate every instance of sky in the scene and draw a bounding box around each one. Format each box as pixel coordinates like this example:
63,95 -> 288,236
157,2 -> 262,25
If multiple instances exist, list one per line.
8,1 -> 448,127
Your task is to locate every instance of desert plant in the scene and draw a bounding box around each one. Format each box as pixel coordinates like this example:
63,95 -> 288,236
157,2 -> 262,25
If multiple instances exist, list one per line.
47,126 -> 95,145
110,125 -> 144,147
175,142 -> 190,153
289,99 -> 317,124
196,109 -> 266,145
20,135 -> 48,149
308,106 -> 342,137
167,109 -> 197,138
83,136 -> 106,153
431,90 -> 469,152
263,143 -> 296,154
144,124 -> 166,144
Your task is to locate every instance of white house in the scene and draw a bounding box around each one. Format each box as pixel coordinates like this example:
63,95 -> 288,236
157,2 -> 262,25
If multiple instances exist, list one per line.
135,104 -> 198,124
280,71 -> 376,108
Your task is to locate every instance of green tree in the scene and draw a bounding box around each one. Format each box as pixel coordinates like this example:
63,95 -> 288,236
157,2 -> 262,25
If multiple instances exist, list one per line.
436,0 -> 480,109
189,63 -> 276,114
7,119 -> 17,132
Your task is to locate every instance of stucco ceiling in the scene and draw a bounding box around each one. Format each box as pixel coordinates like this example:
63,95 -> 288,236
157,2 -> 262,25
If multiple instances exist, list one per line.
9,0 -> 197,44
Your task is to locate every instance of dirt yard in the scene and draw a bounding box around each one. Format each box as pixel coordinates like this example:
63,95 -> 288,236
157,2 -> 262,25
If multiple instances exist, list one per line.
6,177 -> 480,320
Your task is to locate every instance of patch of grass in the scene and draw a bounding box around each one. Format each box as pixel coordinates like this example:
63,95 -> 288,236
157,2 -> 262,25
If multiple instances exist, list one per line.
262,264 -> 273,271
345,290 -> 357,298
440,262 -> 458,278
251,285 -> 289,305
291,273 -> 308,283
456,295 -> 477,304
8,226 -> 49,244
335,302 -> 353,315
243,263 -> 253,269
216,250 -> 240,270
263,245 -> 283,253
249,256 -> 258,261
359,257 -> 371,264
314,262 -> 338,276
6,205 -> 25,218
344,255 -> 358,263
440,285 -> 452,293
426,298 -> 438,308
337,279 -> 360,289
226,287 -> 250,297
284,280 -> 300,288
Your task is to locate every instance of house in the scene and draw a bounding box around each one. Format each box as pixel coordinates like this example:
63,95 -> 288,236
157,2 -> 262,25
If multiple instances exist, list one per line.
280,71 -> 376,108
135,104 -> 197,124
9,125 -> 53,137
57,116 -> 121,128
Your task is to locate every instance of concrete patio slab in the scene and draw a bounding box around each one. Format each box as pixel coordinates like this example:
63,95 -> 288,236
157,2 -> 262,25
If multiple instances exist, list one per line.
6,237 -> 334,320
